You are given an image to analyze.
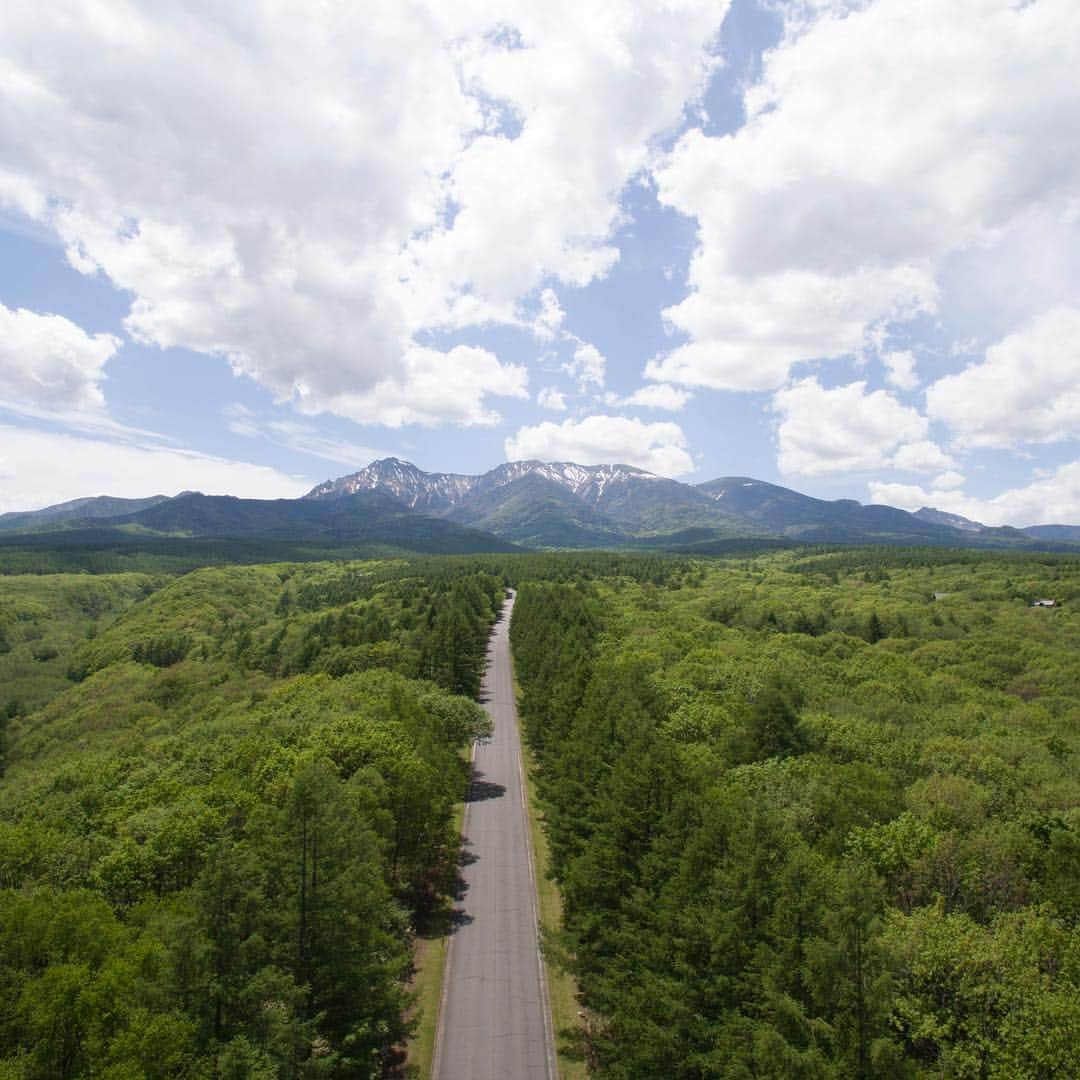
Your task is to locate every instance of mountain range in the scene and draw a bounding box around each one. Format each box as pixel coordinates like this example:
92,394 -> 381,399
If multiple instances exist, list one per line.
304,458 -> 1080,550
2,457 -> 1079,554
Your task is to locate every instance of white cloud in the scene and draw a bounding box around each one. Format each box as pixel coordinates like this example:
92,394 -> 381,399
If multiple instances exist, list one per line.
647,257 -> 934,391
869,459 -> 1080,527
537,386 -> 568,411
606,383 -> 691,411
926,306 -> 1080,448
932,470 -> 966,491
650,0 -> 1080,391
0,424 -> 310,513
0,303 -> 119,414
531,288 -> 565,342
505,414 -> 694,476
312,345 -> 528,428
892,439 -> 956,474
773,377 -> 928,475
0,1 -> 728,426
563,342 -> 607,390
883,349 -> 919,391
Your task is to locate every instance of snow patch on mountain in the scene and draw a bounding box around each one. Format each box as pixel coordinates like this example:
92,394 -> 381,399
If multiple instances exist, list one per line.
306,458 -> 660,511
913,506 -> 986,533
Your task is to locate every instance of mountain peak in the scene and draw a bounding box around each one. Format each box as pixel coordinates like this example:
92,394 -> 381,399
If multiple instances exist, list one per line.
305,458 -> 663,507
302,457 -> 747,542
370,456 -> 418,469
305,458 -> 475,511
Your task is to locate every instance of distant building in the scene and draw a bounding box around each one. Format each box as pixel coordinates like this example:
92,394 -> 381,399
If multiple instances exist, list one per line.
1032,599 -> 1058,607
932,591 -> 951,600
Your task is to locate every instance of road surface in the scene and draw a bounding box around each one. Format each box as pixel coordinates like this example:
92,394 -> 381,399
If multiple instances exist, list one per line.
433,590 -> 556,1080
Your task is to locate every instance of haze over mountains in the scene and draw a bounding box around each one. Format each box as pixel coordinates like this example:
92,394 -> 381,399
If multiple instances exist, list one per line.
3,457 -> 1079,554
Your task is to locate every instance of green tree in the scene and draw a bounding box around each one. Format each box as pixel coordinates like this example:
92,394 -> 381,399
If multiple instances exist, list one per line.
744,677 -> 806,761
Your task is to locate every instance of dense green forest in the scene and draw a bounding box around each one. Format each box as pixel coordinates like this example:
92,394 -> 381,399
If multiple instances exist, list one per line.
2,547 -> 1078,1077
0,560 -> 503,1077
512,549 -> 1080,1078
0,530 -> 493,577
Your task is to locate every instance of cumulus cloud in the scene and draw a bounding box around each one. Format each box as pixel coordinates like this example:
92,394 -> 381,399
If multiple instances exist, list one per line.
537,386 -> 568,411
650,0 -> 1080,391
647,257 -> 934,391
869,459 -> 1080,527
892,440 -> 957,474
773,378 -> 928,475
0,303 -> 119,414
312,345 -> 528,428
606,384 -> 691,411
505,414 -> 694,476
882,349 -> 919,391
0,424 -> 310,513
563,342 -> 607,391
926,306 -> 1080,448
0,1 -> 728,426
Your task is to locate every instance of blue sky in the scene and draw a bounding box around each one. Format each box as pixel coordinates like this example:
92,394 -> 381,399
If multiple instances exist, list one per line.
1,0 -> 1078,525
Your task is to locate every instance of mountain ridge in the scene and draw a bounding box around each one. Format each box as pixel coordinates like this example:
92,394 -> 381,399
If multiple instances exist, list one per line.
4,458 -> 1078,553
0,494 -> 172,533
304,458 -> 1079,550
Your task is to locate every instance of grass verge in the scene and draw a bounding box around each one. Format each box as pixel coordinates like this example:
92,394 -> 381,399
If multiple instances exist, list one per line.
404,787 -> 467,1078
518,720 -> 589,1077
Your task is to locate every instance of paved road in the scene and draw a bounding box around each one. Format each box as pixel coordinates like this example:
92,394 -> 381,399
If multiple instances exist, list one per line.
433,590 -> 556,1080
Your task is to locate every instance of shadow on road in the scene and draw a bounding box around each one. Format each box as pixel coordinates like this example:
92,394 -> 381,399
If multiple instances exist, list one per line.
449,908 -> 475,931
466,775 -> 506,802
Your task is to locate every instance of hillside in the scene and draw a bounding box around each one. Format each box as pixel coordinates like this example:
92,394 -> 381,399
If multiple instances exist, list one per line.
696,477 -> 1026,546
0,490 -> 519,570
0,494 -> 171,533
444,472 -> 629,547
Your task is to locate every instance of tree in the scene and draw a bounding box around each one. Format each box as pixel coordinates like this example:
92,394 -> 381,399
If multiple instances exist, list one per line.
745,677 -> 806,761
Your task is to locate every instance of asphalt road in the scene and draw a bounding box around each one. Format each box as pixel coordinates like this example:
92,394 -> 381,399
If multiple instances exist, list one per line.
433,590 -> 556,1080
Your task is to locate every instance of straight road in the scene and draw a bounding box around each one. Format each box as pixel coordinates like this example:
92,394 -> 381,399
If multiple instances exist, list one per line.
433,590 -> 556,1080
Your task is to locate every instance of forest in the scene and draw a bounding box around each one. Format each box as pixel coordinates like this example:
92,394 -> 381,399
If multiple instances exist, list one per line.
1,546 -> 1077,1077
512,548 -> 1080,1077
0,559 -> 502,1077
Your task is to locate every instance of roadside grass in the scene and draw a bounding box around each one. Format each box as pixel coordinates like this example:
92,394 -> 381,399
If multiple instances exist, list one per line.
520,739 -> 589,1079
404,781 -> 467,1078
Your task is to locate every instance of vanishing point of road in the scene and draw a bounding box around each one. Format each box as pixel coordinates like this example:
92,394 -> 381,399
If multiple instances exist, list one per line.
433,589 -> 557,1080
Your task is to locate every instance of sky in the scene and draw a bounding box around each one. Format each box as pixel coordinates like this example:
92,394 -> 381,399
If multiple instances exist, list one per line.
1,0 -> 1079,525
